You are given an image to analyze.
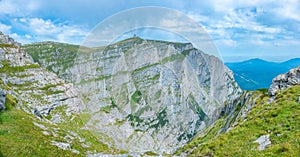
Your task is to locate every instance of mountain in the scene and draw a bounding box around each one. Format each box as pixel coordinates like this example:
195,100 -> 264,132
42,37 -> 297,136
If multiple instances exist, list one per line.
225,58 -> 300,90
1,32 -> 299,156
280,58 -> 300,69
24,37 -> 242,153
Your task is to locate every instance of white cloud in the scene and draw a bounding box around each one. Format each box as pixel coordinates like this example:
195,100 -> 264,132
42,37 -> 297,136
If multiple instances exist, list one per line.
199,7 -> 287,46
10,33 -> 33,44
275,0 -> 300,21
0,22 -> 33,44
20,18 -> 58,34
185,12 -> 209,23
216,39 -> 238,46
211,0 -> 278,12
221,8 -> 282,33
170,5 -> 299,49
25,34 -> 32,39
15,18 -> 88,44
0,23 -> 11,34
210,0 -> 300,22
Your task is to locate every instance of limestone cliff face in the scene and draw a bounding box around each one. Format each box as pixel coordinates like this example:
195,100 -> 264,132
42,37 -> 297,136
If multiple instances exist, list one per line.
26,37 -> 242,153
0,32 -> 80,122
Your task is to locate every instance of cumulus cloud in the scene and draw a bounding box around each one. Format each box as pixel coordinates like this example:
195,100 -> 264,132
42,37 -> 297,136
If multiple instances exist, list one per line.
10,33 -> 33,44
13,18 -> 88,44
186,5 -> 298,47
274,0 -> 300,21
0,23 -> 11,34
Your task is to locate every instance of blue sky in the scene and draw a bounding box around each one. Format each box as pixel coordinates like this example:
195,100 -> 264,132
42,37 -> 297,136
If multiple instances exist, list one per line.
0,0 -> 299,62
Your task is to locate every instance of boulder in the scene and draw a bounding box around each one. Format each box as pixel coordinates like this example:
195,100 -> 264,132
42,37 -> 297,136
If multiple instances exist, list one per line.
255,134 -> 271,150
0,89 -> 6,111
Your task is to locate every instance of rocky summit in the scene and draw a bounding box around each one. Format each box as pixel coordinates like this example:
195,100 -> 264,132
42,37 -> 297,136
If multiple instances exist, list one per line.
25,37 -> 242,153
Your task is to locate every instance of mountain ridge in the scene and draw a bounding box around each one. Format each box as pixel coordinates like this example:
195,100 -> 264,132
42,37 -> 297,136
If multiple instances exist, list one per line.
225,58 -> 300,90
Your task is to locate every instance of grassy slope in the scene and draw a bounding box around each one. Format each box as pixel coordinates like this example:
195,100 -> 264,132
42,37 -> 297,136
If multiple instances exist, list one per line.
176,86 -> 300,156
0,55 -> 121,156
0,93 -> 124,156
23,42 -> 80,81
0,95 -> 76,156
0,64 -> 121,156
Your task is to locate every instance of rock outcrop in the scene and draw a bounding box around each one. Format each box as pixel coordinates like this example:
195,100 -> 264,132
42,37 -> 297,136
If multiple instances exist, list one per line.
268,66 -> 300,96
26,37 -> 242,153
0,89 -> 6,110
0,33 -> 81,122
254,134 -> 271,150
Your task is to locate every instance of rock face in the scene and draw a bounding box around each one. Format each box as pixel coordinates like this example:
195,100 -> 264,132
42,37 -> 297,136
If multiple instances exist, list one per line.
24,42 -> 79,83
0,89 -> 6,110
268,66 -> 300,96
218,91 -> 257,134
0,33 -> 81,122
254,134 -> 271,150
26,37 -> 242,153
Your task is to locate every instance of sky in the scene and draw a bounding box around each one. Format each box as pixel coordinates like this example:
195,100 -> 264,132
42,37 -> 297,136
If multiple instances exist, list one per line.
0,0 -> 299,62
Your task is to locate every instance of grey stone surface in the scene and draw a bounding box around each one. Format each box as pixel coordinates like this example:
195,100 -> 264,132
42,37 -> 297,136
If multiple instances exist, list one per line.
0,33 -> 81,122
269,66 -> 300,96
255,134 -> 271,150
69,38 -> 242,153
0,89 -> 6,110
51,141 -> 71,150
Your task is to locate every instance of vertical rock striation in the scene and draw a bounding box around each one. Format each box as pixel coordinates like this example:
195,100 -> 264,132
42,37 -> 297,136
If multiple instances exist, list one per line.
25,37 -> 242,153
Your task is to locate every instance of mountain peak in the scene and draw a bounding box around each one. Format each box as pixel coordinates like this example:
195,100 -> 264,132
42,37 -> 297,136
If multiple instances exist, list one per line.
113,36 -> 143,45
112,37 -> 191,48
243,58 -> 269,63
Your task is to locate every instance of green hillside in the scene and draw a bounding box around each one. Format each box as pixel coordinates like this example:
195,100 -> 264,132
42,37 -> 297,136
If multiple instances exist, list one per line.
176,86 -> 300,156
0,93 -> 126,156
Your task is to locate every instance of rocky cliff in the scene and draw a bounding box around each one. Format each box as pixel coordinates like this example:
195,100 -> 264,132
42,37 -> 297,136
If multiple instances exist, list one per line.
25,37 -> 242,153
0,32 -> 120,156
0,31 -> 81,122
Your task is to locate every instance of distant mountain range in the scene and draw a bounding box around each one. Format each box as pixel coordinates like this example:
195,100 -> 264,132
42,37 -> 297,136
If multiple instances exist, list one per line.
225,58 -> 300,90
